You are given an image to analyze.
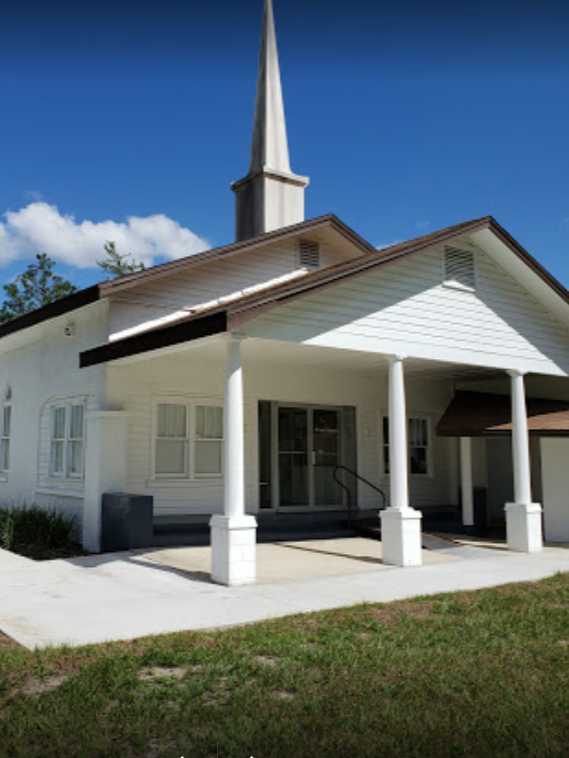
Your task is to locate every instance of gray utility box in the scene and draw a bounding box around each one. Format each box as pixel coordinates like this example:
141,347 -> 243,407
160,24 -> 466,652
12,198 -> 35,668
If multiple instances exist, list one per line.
101,493 -> 154,552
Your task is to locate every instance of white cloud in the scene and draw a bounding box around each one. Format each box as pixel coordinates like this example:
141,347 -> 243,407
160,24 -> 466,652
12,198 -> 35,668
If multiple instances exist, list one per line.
0,202 -> 209,269
376,240 -> 401,250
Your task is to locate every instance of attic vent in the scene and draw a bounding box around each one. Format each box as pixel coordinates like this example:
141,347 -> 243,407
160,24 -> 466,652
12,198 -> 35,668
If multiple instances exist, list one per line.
299,239 -> 320,269
444,246 -> 475,290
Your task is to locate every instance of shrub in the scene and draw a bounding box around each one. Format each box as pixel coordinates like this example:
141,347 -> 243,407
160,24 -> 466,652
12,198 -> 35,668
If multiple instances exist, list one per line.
0,505 -> 77,559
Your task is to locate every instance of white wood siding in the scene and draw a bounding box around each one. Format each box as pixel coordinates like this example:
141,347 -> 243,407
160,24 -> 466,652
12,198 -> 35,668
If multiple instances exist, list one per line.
0,302 -> 108,528
109,239 -> 356,340
244,246 -> 569,376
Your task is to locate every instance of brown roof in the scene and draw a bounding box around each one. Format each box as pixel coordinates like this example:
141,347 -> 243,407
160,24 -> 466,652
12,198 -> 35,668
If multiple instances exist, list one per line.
437,391 -> 569,437
79,214 -> 569,368
0,214 -> 372,342
98,213 -> 377,295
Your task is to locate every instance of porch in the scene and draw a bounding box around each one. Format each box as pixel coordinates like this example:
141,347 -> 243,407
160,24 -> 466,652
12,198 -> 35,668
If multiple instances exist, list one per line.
77,330 -> 569,585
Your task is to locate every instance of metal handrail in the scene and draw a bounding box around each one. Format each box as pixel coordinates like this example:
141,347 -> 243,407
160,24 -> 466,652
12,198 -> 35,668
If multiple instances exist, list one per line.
333,465 -> 387,526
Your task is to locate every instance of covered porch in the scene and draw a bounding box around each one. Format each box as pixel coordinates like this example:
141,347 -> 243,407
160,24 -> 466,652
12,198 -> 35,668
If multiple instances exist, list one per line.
210,335 -> 544,584
79,332 -> 561,585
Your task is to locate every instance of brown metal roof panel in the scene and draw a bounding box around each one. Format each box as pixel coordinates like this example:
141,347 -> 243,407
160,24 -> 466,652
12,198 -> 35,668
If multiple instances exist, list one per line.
436,391 -> 569,437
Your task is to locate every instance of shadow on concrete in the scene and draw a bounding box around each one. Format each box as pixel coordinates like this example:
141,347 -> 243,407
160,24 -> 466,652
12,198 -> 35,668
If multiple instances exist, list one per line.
63,551 -> 214,585
276,541 -> 383,566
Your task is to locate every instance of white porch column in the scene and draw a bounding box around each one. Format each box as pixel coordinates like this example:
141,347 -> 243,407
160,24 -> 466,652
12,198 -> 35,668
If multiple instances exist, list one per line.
505,370 -> 543,552
210,334 -> 257,585
82,411 -> 128,552
460,437 -> 474,527
380,355 -> 422,567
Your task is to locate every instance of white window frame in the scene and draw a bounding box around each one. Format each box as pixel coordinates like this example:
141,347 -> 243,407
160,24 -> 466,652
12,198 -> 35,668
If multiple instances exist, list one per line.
0,403 -> 12,476
193,405 -> 224,479
152,399 -> 224,481
49,401 -> 86,480
154,401 -> 190,479
380,413 -> 433,479
67,403 -> 85,479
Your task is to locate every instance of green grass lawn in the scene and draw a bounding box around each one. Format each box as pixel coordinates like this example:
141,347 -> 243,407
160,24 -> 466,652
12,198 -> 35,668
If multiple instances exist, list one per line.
2,574 -> 569,757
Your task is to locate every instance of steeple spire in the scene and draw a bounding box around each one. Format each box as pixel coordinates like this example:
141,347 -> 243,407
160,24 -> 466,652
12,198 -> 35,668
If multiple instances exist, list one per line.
232,0 -> 309,242
249,0 -> 291,174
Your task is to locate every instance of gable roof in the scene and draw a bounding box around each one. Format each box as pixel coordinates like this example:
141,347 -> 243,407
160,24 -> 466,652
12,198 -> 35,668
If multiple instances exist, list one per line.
79,214 -> 569,367
0,214 -> 372,344
98,213 -> 376,295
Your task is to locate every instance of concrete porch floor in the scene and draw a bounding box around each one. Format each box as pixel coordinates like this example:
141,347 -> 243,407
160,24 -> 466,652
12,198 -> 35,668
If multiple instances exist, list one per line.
138,535 -> 457,584
2,536 -> 569,650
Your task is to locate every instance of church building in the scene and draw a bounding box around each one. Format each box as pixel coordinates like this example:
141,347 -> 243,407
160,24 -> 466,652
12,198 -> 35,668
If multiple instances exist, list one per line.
1,0 -> 569,584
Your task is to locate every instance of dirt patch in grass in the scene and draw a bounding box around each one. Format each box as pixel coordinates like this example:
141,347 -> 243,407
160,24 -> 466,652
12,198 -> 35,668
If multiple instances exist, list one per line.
138,666 -> 187,683
367,600 -> 435,625
254,655 -> 279,668
272,689 -> 296,701
202,676 -> 233,707
19,673 -> 69,697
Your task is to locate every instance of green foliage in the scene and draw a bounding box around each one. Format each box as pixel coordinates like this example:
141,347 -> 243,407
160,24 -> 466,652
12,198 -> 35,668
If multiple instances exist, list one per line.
0,505 -> 77,559
97,241 -> 145,278
0,254 -> 77,323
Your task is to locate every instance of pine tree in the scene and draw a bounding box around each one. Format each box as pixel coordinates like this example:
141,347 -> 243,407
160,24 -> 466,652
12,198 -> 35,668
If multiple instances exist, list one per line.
0,254 -> 77,323
97,241 -> 145,278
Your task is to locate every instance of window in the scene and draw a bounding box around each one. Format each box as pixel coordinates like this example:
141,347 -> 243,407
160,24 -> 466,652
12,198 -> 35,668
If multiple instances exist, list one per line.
154,402 -> 223,478
195,406 -> 223,476
68,405 -> 84,477
382,416 -> 431,476
408,418 -> 429,475
156,404 -> 188,476
50,406 -> 66,476
0,404 -> 11,473
444,246 -> 475,291
50,403 -> 85,478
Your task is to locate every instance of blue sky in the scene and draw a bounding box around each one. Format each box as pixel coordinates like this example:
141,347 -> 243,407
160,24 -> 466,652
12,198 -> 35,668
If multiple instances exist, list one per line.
0,0 -> 568,291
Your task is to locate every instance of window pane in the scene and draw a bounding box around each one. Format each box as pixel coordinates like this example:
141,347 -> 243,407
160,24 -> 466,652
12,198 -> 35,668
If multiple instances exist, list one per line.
70,405 -> 84,439
383,444 -> 390,475
410,446 -> 428,475
196,406 -> 223,439
409,418 -> 428,447
156,439 -> 187,475
258,401 -> 272,509
279,407 -> 307,453
195,440 -> 222,475
52,407 -> 66,439
157,404 -> 186,438
3,406 -> 11,437
279,452 -> 308,506
0,439 -> 9,471
51,440 -> 64,474
68,441 -> 83,475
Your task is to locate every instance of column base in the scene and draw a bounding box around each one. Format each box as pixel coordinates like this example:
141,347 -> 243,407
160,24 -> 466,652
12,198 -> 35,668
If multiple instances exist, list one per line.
210,514 -> 258,586
380,507 -> 423,567
505,503 -> 543,553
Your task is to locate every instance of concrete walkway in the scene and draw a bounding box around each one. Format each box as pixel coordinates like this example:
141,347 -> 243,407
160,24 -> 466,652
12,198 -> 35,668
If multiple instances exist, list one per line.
1,538 -> 569,649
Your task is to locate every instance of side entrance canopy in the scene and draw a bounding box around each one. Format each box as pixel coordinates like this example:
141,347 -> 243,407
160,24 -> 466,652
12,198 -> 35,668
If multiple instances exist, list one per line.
437,391 -> 569,437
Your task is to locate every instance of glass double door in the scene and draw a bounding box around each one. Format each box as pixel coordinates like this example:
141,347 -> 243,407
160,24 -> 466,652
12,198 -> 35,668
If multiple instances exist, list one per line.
278,405 -> 342,509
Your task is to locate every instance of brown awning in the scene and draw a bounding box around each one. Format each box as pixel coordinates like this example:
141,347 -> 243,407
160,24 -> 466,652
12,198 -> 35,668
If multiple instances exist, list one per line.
436,391 -> 569,437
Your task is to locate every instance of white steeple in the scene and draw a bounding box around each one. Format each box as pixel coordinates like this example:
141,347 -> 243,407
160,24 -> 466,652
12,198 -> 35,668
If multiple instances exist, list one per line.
232,0 -> 309,242
249,0 -> 291,175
